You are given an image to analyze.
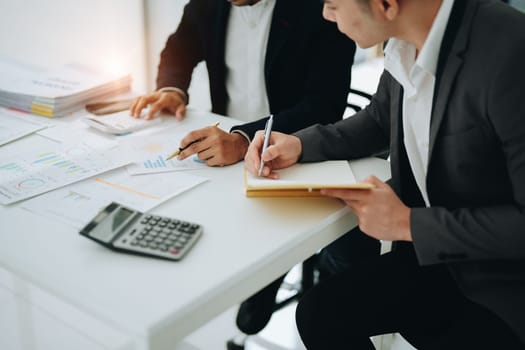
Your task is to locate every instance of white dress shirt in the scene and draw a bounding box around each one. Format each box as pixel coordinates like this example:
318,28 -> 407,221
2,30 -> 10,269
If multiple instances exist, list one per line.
384,0 -> 454,207
224,0 -> 275,122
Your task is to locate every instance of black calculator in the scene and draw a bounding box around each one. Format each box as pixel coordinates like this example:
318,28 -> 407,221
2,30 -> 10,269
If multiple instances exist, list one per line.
79,202 -> 203,261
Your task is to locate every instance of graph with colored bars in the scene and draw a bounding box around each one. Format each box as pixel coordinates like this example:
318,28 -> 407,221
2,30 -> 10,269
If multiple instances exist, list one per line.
0,144 -> 124,204
144,156 -> 168,169
31,151 -> 90,175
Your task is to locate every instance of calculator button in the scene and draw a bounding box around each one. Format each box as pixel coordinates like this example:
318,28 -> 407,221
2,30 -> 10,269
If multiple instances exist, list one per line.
140,218 -> 150,224
169,248 -> 180,255
139,242 -> 148,248
149,243 -> 159,250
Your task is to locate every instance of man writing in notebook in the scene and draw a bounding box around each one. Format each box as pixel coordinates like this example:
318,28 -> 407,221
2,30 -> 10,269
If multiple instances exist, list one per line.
131,0 -> 380,348
245,0 -> 525,348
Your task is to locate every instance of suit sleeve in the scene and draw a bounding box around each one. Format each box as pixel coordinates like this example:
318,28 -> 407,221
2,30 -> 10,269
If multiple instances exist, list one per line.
155,0 -> 205,97
231,17 -> 355,139
294,70 -> 393,161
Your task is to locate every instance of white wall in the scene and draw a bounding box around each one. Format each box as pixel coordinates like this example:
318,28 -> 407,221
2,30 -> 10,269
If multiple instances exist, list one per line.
143,0 -> 187,91
0,0 -> 148,92
144,0 -> 211,111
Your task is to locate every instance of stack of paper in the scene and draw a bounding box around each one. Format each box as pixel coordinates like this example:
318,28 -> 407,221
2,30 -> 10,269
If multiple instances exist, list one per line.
0,57 -> 131,117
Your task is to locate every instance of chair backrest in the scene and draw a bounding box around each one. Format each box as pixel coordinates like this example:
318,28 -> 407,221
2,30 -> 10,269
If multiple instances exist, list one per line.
346,88 -> 373,115
344,88 -> 373,120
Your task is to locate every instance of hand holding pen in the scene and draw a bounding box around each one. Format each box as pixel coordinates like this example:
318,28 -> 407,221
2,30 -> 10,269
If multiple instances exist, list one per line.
166,121 -> 251,167
245,129 -> 303,179
166,121 -> 220,161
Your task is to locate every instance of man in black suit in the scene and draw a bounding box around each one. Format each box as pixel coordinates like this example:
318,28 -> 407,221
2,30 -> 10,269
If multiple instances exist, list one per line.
131,0 -> 354,167
245,0 -> 525,348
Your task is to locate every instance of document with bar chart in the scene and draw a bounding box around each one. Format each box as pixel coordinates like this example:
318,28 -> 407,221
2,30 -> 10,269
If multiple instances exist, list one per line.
123,126 -> 208,175
0,142 -> 128,204
127,154 -> 206,175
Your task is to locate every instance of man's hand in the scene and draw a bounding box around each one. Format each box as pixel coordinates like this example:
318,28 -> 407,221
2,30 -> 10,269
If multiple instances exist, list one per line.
244,131 -> 302,178
321,176 -> 412,242
130,90 -> 186,120
177,127 -> 249,167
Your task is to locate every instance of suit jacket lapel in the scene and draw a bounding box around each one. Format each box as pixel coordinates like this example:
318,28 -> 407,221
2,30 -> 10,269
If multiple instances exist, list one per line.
265,0 -> 296,81
390,81 -> 403,194
428,0 -> 478,162
212,1 -> 230,75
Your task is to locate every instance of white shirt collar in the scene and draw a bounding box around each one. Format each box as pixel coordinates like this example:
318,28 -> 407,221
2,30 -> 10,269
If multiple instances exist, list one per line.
232,0 -> 275,27
417,0 -> 455,75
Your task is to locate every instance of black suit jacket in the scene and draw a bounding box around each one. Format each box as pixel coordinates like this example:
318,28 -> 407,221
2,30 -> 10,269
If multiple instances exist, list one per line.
296,0 -> 525,341
156,0 -> 355,139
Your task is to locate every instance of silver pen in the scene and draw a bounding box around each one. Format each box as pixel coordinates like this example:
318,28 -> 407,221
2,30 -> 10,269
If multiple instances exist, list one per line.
258,115 -> 274,177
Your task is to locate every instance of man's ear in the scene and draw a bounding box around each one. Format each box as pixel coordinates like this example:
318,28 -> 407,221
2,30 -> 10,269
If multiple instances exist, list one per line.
371,0 -> 399,21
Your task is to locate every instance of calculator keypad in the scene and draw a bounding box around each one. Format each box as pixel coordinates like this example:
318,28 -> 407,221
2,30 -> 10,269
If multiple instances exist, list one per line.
113,214 -> 202,260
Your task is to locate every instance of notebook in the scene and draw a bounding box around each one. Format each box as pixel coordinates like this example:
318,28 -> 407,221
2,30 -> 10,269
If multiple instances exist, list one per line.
244,160 -> 373,197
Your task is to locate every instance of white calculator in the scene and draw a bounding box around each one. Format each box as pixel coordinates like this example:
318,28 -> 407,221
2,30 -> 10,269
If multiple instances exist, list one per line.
80,202 -> 203,261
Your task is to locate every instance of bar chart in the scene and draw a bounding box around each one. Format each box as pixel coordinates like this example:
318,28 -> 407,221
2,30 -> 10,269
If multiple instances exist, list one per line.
0,143 -> 126,204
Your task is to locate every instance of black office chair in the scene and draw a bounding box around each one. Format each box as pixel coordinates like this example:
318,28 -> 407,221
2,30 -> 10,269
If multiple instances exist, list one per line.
347,88 -> 373,114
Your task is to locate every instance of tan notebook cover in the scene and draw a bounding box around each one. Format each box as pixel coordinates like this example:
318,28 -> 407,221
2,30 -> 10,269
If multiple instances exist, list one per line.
244,160 -> 373,197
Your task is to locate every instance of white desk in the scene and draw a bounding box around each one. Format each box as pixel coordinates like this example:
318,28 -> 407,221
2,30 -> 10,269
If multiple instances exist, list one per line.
0,109 -> 390,350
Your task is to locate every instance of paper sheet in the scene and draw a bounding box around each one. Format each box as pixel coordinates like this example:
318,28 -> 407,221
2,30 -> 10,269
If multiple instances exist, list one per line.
0,108 -> 47,146
0,141 -> 128,204
123,125 -> 208,175
21,168 -> 208,229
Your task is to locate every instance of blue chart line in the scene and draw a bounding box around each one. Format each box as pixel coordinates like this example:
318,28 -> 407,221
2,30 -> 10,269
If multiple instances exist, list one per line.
0,162 -> 25,172
144,156 -> 167,169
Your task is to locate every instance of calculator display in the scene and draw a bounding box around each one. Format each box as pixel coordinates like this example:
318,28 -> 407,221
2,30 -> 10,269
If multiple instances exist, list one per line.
88,206 -> 137,243
112,207 -> 134,230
